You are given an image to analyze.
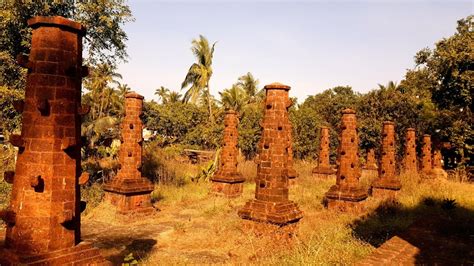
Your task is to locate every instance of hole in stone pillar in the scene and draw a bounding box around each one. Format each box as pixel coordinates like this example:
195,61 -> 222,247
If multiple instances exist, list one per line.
266,104 -> 272,109
235,163 -> 238,167
32,176 -> 45,193
61,219 -> 76,230
382,170 -> 386,174
128,151 -> 132,157
129,123 -> 134,129
390,142 -> 394,146
351,138 -> 354,143
341,126 -> 347,130
259,182 -> 265,188
382,152 -> 387,156
221,162 -> 225,166
340,175 -> 346,180
350,163 -> 355,168
390,161 -> 393,165
413,160 -> 415,163
278,126 -> 283,131
264,144 -> 269,149
407,152 -> 410,155
230,133 -> 233,136
341,150 -> 346,155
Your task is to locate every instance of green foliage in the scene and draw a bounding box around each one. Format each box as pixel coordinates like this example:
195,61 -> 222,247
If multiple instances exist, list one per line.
289,106 -> 325,159
123,253 -> 138,265
181,35 -> 217,123
238,104 -> 263,159
412,15 -> 473,165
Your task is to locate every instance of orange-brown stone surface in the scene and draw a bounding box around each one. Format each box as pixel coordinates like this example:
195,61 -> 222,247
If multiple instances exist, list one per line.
421,134 -> 434,179
372,121 -> 401,198
312,126 -> 336,177
403,128 -> 418,174
210,110 -> 245,197
431,149 -> 447,179
325,108 -> 367,211
364,148 -> 378,171
103,92 -> 154,215
0,16 -> 108,265
238,82 -> 302,225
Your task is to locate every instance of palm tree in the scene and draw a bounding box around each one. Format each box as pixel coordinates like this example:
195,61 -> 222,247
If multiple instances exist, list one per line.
181,35 -> 217,123
166,91 -> 182,104
236,72 -> 262,103
378,81 -> 398,91
116,84 -> 131,99
219,85 -> 247,113
154,86 -> 169,104
84,64 -> 122,120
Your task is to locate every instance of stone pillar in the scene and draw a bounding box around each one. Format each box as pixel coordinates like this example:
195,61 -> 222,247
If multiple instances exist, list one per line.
364,148 -> 378,170
421,134 -> 433,179
403,128 -> 417,174
238,82 -> 302,225
324,108 -> 367,211
371,122 -> 401,198
431,149 -> 447,179
103,92 -> 154,215
0,16 -> 107,264
312,126 -> 335,178
362,148 -> 378,179
210,110 -> 245,197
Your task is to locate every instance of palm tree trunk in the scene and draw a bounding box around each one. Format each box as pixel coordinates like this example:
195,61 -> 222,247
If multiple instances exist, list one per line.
207,86 -> 214,124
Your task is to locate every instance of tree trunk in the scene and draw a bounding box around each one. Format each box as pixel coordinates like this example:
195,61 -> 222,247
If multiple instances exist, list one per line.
207,85 -> 214,124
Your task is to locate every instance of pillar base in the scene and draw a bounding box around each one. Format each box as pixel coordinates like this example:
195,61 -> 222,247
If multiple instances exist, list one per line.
103,178 -> 154,216
0,242 -> 110,265
238,199 -> 303,225
324,185 -> 368,212
371,187 -> 400,199
371,179 -> 401,191
312,166 -> 336,178
210,181 -> 244,198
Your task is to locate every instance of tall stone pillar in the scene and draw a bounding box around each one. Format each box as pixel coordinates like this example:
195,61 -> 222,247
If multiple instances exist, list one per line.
421,134 -> 433,179
104,92 -> 154,215
238,83 -> 302,225
324,109 -> 367,211
312,126 -> 335,178
210,110 -> 245,197
403,128 -> 417,174
0,16 -> 107,264
371,121 -> 401,198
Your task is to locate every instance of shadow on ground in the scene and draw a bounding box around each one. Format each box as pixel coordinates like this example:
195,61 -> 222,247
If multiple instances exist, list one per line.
351,197 -> 474,264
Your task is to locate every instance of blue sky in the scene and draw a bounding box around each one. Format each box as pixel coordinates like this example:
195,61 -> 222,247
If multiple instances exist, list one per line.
117,1 -> 472,102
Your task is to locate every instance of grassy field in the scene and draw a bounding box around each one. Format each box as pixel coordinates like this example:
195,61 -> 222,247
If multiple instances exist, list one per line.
1,155 -> 473,264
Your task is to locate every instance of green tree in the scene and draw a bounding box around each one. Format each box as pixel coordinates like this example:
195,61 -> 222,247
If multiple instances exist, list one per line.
181,35 -> 217,123
219,85 -> 247,113
236,72 -> 263,103
154,86 -> 170,104
411,15 -> 473,165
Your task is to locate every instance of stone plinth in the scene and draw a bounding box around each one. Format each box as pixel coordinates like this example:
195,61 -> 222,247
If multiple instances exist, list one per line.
0,16 -> 108,265
421,134 -> 434,179
238,82 -> 302,225
210,110 -> 245,197
372,121 -> 401,198
312,126 -> 336,178
431,149 -> 447,179
324,109 -> 367,211
403,128 -> 418,174
104,92 -> 154,216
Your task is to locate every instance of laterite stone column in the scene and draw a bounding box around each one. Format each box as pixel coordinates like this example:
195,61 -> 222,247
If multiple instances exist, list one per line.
210,110 -> 245,197
312,126 -> 335,178
324,109 -> 367,211
430,149 -> 447,179
421,134 -> 434,179
103,92 -> 154,215
0,16 -> 108,265
403,128 -> 418,174
238,83 -> 302,226
371,122 -> 401,198
362,148 -> 378,179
